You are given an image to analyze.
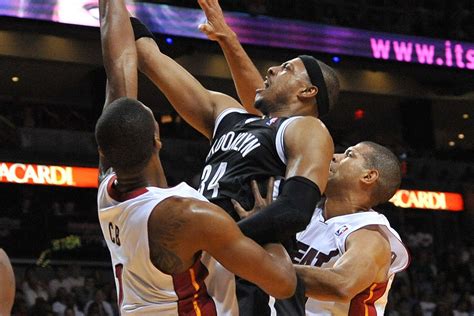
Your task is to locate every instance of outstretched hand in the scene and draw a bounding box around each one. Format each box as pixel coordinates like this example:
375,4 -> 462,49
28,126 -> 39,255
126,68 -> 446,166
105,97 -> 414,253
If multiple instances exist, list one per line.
197,0 -> 235,41
233,177 -> 275,220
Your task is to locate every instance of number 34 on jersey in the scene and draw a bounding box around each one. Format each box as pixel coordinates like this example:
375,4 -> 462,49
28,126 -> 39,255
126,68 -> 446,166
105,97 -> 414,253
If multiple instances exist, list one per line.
198,162 -> 227,198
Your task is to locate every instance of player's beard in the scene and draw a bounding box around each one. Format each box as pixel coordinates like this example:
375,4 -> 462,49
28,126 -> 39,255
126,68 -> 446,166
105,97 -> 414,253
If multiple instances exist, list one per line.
254,97 -> 271,115
254,90 -> 290,116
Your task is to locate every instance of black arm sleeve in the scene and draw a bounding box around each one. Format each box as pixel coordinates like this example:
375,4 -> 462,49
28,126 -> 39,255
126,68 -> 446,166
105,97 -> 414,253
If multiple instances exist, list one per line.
238,176 -> 322,244
130,17 -> 156,41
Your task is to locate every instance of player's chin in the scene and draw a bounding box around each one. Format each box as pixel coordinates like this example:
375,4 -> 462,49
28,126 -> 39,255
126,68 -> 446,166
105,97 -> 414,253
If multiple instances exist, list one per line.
254,95 -> 268,113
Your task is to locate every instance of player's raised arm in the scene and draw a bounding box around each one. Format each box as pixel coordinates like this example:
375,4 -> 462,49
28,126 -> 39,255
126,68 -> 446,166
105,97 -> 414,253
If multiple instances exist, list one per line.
99,0 -> 137,106
238,117 -> 333,243
198,0 -> 264,114
98,0 -> 138,178
133,21 -> 243,139
295,227 -> 392,301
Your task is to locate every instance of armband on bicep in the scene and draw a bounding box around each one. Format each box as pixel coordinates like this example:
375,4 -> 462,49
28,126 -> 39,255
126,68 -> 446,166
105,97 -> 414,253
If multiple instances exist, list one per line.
130,17 -> 156,41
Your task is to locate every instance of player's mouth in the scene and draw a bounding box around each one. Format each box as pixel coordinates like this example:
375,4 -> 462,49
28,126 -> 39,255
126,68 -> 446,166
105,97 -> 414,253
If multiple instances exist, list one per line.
264,79 -> 270,88
256,78 -> 270,93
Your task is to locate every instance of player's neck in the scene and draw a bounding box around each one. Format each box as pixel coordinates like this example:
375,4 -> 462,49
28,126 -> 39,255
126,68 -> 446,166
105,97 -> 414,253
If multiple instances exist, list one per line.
115,160 -> 167,192
323,196 -> 369,219
268,101 -> 316,118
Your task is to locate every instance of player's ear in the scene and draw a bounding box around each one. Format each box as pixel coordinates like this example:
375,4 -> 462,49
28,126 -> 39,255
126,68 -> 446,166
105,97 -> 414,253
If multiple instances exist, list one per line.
297,86 -> 318,102
361,169 -> 379,185
154,135 -> 162,151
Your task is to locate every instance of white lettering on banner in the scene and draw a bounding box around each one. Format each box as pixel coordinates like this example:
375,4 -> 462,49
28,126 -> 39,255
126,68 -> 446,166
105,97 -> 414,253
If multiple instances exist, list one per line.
0,163 -> 75,186
390,190 -> 447,210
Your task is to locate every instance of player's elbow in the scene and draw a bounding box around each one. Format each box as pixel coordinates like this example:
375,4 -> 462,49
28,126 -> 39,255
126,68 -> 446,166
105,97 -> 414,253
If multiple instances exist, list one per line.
269,272 -> 297,299
294,208 -> 314,231
331,282 -> 360,302
136,38 -> 162,71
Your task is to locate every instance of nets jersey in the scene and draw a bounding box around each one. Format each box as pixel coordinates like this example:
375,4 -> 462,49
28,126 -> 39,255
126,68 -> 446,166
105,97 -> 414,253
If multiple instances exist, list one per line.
198,108 -> 299,220
293,207 -> 410,316
97,173 -> 238,315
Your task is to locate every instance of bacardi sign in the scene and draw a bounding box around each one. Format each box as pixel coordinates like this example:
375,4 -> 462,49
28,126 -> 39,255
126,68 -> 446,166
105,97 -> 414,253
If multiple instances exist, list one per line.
390,189 -> 463,211
0,162 -> 98,188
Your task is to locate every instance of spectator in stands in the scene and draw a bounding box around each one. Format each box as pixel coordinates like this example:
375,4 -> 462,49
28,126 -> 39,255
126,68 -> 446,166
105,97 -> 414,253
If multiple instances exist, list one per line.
75,276 -> 96,308
419,292 -> 437,316
57,293 -> 84,316
85,302 -> 106,316
51,287 -> 84,315
49,266 -> 71,296
454,292 -> 473,315
22,267 -> 48,308
64,306 -> 76,316
434,301 -> 454,316
66,264 -> 85,289
84,289 -> 113,316
29,297 -> 53,316
102,284 -> 118,316
51,287 -> 68,315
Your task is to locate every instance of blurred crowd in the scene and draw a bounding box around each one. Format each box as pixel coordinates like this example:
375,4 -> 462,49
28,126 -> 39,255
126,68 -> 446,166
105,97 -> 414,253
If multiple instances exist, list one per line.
386,231 -> 474,316
11,264 -> 118,316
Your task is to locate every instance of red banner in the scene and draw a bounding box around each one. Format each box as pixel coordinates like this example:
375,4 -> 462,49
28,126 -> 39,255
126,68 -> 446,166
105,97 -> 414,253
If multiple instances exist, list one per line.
0,162 -> 98,188
390,189 -> 464,211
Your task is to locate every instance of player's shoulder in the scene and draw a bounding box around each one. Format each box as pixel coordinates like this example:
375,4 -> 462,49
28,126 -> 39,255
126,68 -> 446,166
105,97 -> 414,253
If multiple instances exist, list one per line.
149,196 -> 235,243
346,225 -> 391,254
283,116 -> 333,147
286,116 -> 329,132
150,196 -> 226,226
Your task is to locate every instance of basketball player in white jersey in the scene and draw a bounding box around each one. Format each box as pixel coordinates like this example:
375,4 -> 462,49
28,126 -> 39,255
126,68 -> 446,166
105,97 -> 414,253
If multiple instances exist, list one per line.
294,141 -> 409,315
0,248 -> 15,316
237,141 -> 410,315
96,0 -> 296,314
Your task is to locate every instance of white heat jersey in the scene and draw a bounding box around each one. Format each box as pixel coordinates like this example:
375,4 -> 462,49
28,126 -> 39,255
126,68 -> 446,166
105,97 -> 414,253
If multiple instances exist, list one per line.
294,208 -> 410,316
97,173 -> 238,315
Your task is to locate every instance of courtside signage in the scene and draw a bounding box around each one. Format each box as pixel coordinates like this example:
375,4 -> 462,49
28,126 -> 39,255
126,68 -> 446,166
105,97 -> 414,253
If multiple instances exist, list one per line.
389,189 -> 464,211
0,162 -> 98,188
1,1 -> 473,70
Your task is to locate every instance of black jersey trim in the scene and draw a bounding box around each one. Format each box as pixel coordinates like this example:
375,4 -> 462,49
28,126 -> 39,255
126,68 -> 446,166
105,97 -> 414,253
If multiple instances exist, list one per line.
212,108 -> 248,139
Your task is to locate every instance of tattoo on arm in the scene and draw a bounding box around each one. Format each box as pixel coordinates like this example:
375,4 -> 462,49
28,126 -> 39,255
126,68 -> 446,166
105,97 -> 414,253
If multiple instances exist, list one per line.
148,210 -> 188,274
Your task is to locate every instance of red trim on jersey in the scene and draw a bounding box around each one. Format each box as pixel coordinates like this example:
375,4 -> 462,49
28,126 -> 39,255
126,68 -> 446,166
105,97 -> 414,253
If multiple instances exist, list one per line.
172,259 -> 217,316
107,175 -> 148,202
349,280 -> 388,316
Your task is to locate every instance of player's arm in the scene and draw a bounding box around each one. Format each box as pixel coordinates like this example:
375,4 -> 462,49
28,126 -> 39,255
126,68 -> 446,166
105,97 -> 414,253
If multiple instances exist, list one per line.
190,200 -> 297,299
295,227 -> 391,302
134,30 -> 243,139
99,0 -> 137,106
0,249 -> 15,316
97,0 -> 138,179
238,117 -> 333,243
197,0 -> 263,114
